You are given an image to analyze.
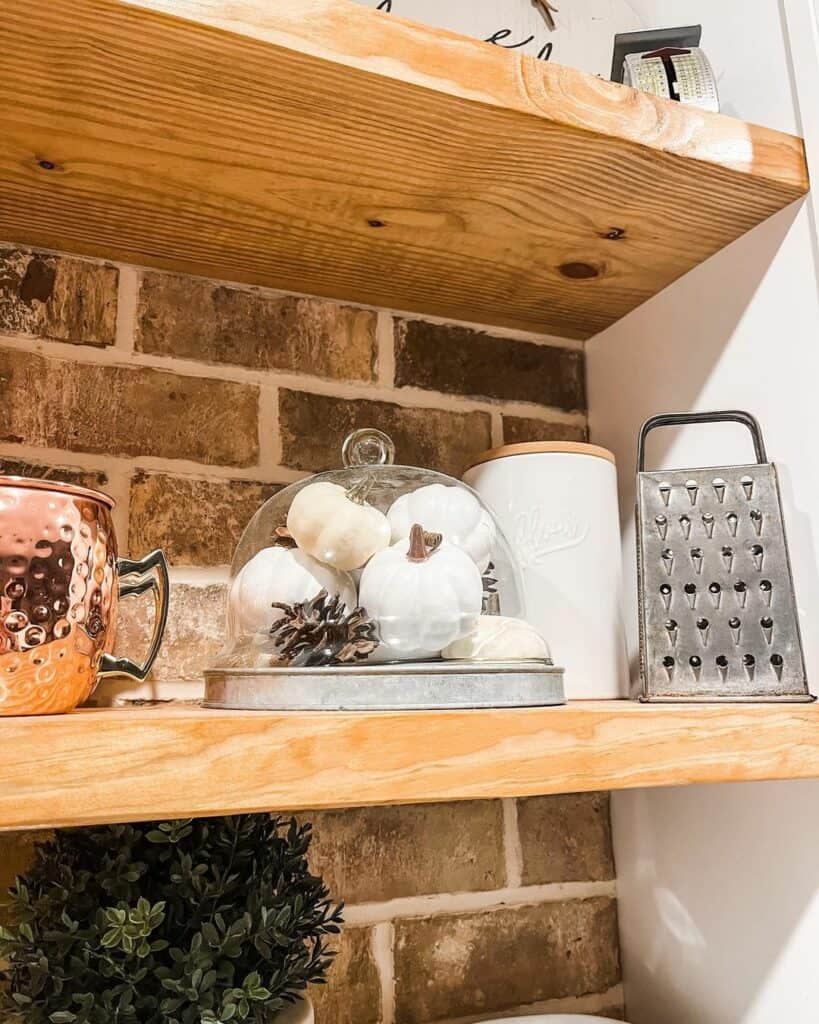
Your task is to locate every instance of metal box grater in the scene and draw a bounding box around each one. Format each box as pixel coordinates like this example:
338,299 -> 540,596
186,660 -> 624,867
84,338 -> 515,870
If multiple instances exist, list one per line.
636,411 -> 813,702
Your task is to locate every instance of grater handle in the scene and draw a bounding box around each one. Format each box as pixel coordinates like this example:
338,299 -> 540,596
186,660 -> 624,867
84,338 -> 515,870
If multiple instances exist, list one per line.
637,410 -> 767,471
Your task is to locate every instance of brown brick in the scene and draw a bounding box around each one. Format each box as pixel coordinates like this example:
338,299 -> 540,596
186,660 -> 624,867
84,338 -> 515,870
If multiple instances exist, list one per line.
136,272 -> 376,381
0,832 -> 43,900
129,472 -> 280,566
395,320 -> 586,411
279,390 -> 491,477
0,248 -> 117,347
302,802 -> 505,904
115,583 -> 227,683
0,456 -> 108,492
312,927 -> 381,1024
518,793 -> 615,885
394,897 -> 620,1023
0,348 -> 258,466
503,415 -> 588,445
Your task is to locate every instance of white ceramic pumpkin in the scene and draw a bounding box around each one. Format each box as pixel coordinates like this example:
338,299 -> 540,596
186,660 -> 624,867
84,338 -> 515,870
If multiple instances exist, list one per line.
387,483 -> 496,571
359,524 -> 483,661
442,615 -> 551,661
228,544 -> 356,638
287,480 -> 391,571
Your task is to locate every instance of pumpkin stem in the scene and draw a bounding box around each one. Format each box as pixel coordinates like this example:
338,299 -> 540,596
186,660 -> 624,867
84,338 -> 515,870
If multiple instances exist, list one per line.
346,475 -> 374,505
273,526 -> 297,548
407,524 -> 442,561
424,530 -> 443,552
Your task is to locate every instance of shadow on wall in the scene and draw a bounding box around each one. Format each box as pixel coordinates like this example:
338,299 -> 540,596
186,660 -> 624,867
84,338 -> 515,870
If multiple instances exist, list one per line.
589,199 -> 802,527
588,194 -> 819,1023
587,201 -> 814,671
613,778 -> 819,1024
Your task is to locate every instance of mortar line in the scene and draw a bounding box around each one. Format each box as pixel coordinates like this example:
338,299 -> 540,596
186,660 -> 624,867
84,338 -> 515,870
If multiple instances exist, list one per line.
257,384 -> 280,472
501,798 -> 523,888
342,880 -> 616,926
167,566 -> 231,586
489,410 -> 504,448
433,984 -> 625,1024
0,443 -> 306,485
104,464 -> 133,548
376,311 -> 396,387
114,265 -> 139,354
371,921 -> 395,1024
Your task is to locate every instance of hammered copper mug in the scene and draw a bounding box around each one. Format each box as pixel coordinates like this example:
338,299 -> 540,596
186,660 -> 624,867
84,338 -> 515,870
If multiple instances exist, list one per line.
0,476 -> 169,715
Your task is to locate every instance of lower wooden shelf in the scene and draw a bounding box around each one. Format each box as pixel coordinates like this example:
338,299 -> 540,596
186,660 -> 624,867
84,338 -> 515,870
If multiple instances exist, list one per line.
2,700 -> 818,830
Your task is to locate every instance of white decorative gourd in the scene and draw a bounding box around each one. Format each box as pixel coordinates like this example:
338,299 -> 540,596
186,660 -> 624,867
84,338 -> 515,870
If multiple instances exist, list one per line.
441,615 -> 551,661
359,524 -> 483,661
228,544 -> 356,638
387,483 -> 496,571
287,479 -> 391,571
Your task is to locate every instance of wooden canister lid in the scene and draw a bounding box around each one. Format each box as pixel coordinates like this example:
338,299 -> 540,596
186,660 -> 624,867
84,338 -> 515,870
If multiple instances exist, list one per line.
464,441 -> 616,471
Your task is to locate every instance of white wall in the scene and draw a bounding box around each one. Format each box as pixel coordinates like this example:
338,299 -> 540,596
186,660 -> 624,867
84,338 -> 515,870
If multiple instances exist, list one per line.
586,1 -> 819,1021
352,1 -> 819,1018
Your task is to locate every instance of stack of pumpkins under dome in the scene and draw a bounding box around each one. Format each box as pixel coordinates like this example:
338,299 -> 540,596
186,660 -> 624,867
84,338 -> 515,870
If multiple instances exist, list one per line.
205,430 -> 561,711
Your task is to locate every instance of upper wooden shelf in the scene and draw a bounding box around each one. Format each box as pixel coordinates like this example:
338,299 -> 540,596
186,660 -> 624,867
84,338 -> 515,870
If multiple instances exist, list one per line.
0,0 -> 808,339
2,700 -> 819,830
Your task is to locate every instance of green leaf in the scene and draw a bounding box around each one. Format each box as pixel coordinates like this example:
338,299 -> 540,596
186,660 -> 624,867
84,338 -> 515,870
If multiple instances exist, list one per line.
1,813 -> 342,1019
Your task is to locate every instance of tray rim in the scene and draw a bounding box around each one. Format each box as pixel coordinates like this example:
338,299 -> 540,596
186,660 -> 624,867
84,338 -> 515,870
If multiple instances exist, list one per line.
203,659 -> 566,711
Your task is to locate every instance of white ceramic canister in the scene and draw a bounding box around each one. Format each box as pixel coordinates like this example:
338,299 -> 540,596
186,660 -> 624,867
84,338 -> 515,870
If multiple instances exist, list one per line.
464,442 -> 627,699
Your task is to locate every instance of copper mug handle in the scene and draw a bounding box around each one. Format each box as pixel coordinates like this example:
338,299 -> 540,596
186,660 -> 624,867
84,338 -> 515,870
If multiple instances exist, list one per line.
98,550 -> 170,681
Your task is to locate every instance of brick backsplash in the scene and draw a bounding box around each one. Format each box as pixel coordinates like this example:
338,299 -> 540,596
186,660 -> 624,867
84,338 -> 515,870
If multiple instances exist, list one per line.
503,413 -> 589,445
136,270 -> 378,381
394,896 -> 620,1022
395,318 -> 586,410
128,472 -> 281,566
279,388 -> 493,476
305,802 -> 507,903
0,244 -> 620,1024
0,249 -> 118,347
0,347 -> 259,465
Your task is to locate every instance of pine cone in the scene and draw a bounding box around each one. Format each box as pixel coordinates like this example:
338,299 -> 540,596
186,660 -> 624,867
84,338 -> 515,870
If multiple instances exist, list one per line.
269,589 -> 380,667
482,560 -> 500,615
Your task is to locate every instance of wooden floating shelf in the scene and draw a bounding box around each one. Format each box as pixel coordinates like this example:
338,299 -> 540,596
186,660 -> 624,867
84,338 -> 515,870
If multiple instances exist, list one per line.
3,701 -> 819,830
0,0 -> 809,338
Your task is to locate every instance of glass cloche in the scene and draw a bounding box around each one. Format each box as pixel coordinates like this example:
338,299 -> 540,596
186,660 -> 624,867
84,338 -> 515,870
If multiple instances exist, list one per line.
205,429 -> 559,709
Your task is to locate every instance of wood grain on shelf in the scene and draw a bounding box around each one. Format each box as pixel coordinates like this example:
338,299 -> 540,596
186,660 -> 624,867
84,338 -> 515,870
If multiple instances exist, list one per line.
0,0 -> 808,338
2,701 -> 818,830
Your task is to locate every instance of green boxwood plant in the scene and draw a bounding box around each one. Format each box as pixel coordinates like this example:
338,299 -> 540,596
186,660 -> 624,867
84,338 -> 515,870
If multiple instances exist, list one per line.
0,815 -> 343,1024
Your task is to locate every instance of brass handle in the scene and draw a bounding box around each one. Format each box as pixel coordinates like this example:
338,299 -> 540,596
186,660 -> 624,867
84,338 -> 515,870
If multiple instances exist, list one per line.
99,550 -> 170,681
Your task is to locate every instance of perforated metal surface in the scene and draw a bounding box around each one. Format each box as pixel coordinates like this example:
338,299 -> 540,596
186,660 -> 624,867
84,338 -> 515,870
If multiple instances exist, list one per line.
637,463 -> 811,702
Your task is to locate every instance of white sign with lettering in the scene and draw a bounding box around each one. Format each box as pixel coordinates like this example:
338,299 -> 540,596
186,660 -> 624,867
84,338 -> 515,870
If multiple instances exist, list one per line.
348,0 -> 644,77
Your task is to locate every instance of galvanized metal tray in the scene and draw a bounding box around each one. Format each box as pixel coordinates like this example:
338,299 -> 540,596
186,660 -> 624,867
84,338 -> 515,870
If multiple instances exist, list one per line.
203,660 -> 565,711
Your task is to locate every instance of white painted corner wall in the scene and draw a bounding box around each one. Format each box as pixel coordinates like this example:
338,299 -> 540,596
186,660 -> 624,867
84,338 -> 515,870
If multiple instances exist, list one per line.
350,2 -> 819,1019
586,1 -> 819,1022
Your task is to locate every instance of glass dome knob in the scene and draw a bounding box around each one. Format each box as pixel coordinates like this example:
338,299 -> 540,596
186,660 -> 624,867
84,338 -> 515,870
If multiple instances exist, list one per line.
342,428 -> 396,468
